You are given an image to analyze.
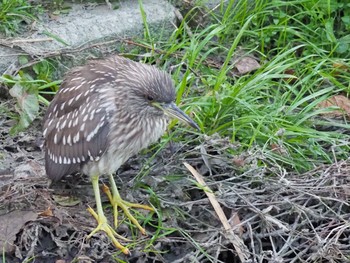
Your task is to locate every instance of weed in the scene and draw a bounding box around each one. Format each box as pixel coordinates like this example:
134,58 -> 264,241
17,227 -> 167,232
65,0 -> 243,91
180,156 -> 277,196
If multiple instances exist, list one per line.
150,0 -> 350,171
0,0 -> 39,36
0,57 -> 60,134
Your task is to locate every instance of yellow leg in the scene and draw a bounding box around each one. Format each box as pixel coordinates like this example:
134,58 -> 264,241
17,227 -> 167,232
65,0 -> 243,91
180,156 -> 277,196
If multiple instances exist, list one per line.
86,175 -> 130,255
102,174 -> 154,235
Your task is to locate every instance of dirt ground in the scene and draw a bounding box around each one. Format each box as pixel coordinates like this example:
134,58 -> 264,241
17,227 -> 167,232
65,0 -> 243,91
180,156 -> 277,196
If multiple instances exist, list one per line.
1,100 -> 350,263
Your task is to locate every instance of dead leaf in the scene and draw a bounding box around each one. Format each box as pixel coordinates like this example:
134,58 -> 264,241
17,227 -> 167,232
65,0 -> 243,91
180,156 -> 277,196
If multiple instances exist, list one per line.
332,62 -> 349,76
229,211 -> 244,236
52,194 -> 81,207
234,56 -> 261,75
283,69 -> 298,83
317,95 -> 350,118
39,206 -> 54,217
271,143 -> 288,155
0,210 -> 37,253
232,157 -> 246,167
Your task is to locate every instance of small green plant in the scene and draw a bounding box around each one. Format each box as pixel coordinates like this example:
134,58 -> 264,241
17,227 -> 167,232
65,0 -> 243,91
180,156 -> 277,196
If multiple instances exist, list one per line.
0,58 -> 60,134
0,0 -> 39,36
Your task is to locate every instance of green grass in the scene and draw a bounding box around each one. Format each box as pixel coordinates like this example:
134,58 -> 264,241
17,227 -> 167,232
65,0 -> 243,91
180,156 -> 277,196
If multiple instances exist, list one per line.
0,0 -> 39,36
142,0 -> 350,172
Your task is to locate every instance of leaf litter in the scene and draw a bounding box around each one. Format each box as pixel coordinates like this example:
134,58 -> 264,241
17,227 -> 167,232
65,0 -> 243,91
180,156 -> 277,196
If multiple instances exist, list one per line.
1,102 -> 350,263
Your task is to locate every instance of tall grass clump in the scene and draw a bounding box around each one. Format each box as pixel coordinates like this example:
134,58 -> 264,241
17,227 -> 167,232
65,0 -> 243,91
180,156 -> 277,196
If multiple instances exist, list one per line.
152,0 -> 350,171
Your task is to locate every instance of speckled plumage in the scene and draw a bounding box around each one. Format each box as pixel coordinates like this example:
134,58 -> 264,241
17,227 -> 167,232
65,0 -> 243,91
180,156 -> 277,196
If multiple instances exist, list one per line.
43,55 -> 175,180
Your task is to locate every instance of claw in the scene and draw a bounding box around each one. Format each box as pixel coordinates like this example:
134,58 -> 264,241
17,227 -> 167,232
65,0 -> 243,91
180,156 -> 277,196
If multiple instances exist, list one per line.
88,174 -> 154,254
87,206 -> 130,255
106,174 -> 155,234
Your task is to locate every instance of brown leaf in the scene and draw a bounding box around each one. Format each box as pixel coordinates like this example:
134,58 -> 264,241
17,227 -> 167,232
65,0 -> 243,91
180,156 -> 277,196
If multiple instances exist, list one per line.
283,69 -> 298,83
38,206 -> 54,217
317,95 -> 350,118
229,211 -> 244,236
0,210 -> 37,253
232,157 -> 246,167
333,62 -> 349,70
332,62 -> 349,76
234,56 -> 261,75
271,143 -> 288,155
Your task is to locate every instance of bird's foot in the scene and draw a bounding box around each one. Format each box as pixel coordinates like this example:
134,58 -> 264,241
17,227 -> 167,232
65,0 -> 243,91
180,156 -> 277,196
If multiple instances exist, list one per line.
102,184 -> 154,235
87,206 -> 131,255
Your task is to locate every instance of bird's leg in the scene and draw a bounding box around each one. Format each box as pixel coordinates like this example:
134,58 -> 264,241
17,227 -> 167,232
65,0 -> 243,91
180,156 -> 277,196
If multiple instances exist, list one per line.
87,175 -> 130,255
102,174 -> 154,235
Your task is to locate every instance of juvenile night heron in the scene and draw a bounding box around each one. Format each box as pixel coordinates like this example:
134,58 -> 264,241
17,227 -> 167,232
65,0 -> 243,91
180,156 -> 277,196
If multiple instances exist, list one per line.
42,55 -> 198,254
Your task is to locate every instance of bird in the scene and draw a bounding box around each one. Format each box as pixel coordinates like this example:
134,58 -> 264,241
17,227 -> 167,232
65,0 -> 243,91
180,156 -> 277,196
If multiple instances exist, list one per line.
42,55 -> 199,254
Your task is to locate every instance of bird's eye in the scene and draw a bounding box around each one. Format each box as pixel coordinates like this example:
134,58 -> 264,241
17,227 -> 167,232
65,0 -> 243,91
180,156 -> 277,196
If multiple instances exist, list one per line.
146,95 -> 154,101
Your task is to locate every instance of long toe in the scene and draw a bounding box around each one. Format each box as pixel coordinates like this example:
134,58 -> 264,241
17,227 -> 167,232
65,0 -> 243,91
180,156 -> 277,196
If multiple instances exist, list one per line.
102,183 -> 154,234
87,206 -> 130,255
117,198 -> 153,235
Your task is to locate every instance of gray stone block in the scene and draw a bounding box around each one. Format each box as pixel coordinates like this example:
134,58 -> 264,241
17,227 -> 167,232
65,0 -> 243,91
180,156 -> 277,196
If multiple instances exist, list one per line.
0,0 -> 176,76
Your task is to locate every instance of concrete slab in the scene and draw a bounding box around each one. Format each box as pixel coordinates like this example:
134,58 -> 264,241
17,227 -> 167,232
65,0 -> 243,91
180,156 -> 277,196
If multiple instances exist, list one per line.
0,0 -> 176,76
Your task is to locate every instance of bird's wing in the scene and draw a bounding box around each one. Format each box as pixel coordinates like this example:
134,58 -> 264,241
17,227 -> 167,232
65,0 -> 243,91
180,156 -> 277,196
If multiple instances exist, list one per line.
43,75 -> 111,181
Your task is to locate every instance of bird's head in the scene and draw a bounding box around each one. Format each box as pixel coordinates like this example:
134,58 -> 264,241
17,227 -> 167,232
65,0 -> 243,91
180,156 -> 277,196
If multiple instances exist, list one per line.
117,58 -> 199,130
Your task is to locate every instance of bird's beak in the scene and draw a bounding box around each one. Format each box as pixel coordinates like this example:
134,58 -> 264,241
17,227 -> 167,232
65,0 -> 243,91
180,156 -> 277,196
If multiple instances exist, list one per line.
154,102 -> 200,130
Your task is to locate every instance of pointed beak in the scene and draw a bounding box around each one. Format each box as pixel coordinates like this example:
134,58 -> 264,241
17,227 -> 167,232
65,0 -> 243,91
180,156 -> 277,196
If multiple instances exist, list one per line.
154,102 -> 199,130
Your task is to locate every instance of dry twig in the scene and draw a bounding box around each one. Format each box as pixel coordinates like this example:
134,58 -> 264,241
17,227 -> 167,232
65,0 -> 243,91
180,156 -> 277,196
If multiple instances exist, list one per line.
184,162 -> 251,262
